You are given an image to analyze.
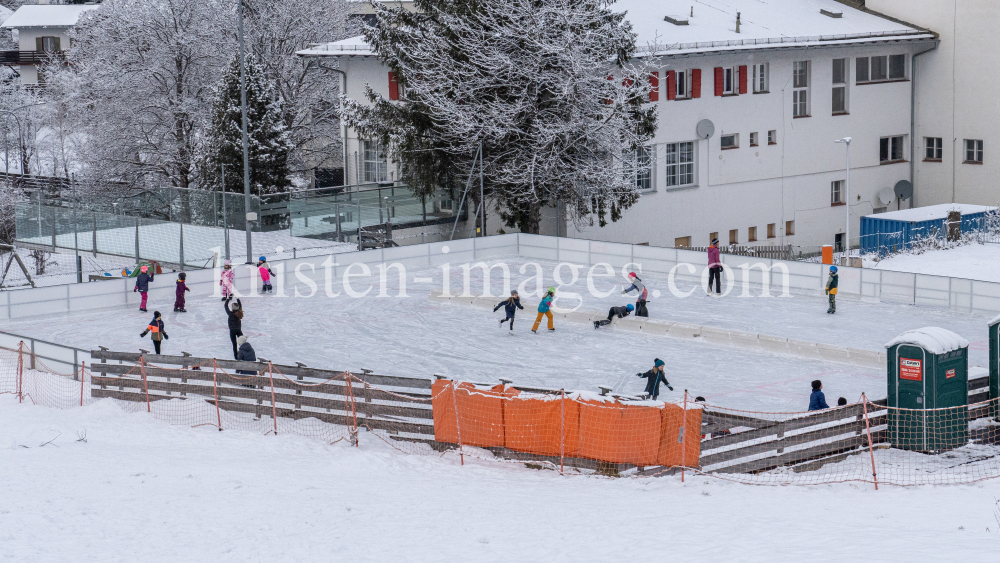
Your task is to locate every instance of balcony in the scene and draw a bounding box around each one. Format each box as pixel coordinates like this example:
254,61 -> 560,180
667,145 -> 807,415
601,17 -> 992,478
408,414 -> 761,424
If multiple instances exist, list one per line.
0,50 -> 66,66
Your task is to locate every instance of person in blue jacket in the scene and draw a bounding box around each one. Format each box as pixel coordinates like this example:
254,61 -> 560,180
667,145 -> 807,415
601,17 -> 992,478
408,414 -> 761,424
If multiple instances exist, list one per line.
809,379 -> 830,411
531,287 -> 556,333
637,358 -> 673,399
494,290 -> 524,333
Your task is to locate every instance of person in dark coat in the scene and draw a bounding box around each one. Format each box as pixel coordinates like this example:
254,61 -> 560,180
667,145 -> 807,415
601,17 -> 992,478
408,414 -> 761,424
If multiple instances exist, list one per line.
133,265 -> 154,312
225,296 -> 244,359
174,272 -> 190,312
494,290 -> 524,333
139,311 -> 168,355
235,335 -> 258,375
809,380 -> 830,411
636,358 -> 673,399
837,397 -> 847,407
594,303 -> 634,328
826,266 -> 839,314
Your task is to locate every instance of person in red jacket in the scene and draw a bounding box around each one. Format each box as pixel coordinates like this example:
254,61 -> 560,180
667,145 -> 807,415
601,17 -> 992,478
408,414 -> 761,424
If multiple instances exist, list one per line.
174,272 -> 190,312
707,239 -> 722,296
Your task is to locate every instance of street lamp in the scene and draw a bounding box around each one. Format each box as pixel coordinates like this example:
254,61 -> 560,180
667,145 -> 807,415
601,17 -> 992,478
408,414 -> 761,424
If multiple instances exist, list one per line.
236,0 -> 253,263
834,137 -> 852,260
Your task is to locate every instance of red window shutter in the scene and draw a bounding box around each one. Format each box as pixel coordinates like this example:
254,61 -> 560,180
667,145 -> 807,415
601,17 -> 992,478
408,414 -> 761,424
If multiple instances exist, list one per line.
649,72 -> 659,102
666,71 -> 676,101
714,67 -> 724,96
739,65 -> 748,94
691,68 -> 702,98
388,72 -> 399,100
623,77 -> 634,88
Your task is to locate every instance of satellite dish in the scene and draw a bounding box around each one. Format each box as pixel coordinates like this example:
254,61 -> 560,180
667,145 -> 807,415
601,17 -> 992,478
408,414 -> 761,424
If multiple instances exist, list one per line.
877,187 -> 895,206
696,119 -> 715,139
893,180 -> 913,200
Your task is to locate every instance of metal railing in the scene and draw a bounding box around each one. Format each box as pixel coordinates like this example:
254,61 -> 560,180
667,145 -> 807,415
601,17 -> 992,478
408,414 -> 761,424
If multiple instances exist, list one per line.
0,50 -> 65,66
0,329 -> 91,377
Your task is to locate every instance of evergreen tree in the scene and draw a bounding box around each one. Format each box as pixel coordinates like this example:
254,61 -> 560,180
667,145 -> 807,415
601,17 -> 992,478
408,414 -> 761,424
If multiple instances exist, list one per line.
205,53 -> 292,196
342,0 -> 657,234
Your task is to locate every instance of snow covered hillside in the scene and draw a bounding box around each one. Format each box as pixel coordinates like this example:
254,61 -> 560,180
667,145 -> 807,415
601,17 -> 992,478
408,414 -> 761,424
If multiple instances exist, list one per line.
869,242 -> 1000,283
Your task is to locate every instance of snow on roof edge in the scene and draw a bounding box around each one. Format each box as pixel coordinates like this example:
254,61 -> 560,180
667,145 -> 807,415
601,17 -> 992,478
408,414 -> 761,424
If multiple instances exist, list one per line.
884,327 -> 969,354
0,5 -> 98,29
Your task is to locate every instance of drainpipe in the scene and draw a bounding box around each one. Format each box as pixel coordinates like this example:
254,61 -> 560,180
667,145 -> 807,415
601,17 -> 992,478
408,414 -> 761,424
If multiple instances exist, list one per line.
910,42 -> 939,209
329,67 -> 349,188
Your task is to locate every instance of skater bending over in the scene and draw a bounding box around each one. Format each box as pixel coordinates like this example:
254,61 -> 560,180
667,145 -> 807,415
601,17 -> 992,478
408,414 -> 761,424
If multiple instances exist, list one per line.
494,290 -> 524,333
225,296 -> 244,359
531,287 -> 556,333
174,272 -> 190,312
595,303 -> 633,328
825,266 -> 838,314
257,256 -> 274,293
637,358 -> 673,400
623,272 -> 649,317
140,311 -> 169,355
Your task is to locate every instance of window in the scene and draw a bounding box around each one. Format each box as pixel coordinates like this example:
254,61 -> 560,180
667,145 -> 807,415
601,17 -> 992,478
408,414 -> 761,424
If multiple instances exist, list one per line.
786,220 -> 795,236
873,207 -> 887,214
857,55 -> 906,83
767,223 -> 776,239
664,141 -> 695,187
880,135 -> 905,163
676,70 -> 688,99
835,233 -> 845,253
36,36 -> 60,53
965,139 -> 984,163
729,229 -> 739,245
710,231 -> 719,244
749,132 -> 758,146
924,137 -> 943,161
831,180 -> 844,205
768,130 -> 777,145
633,145 -> 653,191
748,226 -> 758,242
675,236 -> 692,248
752,63 -> 768,93
832,58 -> 848,114
363,140 -> 388,183
792,61 -> 809,117
721,134 -> 738,150
723,66 -> 735,95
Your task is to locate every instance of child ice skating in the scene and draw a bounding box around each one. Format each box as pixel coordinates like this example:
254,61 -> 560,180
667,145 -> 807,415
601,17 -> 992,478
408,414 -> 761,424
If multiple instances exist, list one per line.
636,358 -> 673,399
707,239 -> 723,296
174,272 -> 190,312
494,290 -> 524,333
622,272 -> 649,317
594,303 -> 634,328
531,287 -> 556,333
257,257 -> 274,293
224,296 -> 244,359
825,266 -> 839,314
220,260 -> 235,300
139,311 -> 169,355
133,265 -> 154,312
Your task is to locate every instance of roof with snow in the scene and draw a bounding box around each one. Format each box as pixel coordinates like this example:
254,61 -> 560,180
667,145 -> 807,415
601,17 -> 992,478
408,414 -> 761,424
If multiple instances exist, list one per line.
1,5 -> 98,30
869,204 -> 995,223
885,327 -> 969,354
298,0 -> 934,58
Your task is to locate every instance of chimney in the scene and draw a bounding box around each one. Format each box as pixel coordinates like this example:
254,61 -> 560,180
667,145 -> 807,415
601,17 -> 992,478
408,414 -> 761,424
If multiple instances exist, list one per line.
736,12 -> 741,33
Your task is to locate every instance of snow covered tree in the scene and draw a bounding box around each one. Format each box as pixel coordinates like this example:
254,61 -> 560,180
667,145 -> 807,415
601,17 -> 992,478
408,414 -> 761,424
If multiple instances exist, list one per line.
204,53 -> 293,195
342,0 -> 657,233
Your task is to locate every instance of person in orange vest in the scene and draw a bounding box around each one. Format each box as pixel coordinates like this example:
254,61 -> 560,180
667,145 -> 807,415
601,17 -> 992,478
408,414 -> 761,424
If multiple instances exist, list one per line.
140,311 -> 169,355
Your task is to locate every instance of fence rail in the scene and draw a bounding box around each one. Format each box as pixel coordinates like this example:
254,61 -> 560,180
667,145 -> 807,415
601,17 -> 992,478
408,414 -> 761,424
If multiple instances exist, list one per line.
683,245 -> 793,261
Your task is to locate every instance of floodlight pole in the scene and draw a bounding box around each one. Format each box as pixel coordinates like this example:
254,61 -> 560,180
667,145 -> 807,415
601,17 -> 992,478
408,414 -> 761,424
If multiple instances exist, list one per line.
237,0 -> 253,263
835,137 -> 852,259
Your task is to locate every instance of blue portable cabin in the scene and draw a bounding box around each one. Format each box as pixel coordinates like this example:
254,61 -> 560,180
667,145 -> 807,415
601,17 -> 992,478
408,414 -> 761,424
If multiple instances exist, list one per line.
860,204 -> 994,256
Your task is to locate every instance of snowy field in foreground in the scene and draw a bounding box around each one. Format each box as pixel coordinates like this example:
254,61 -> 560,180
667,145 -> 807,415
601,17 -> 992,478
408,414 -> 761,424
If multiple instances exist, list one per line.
6,257 -> 997,411
2,394 -> 998,562
867,242 -> 1000,283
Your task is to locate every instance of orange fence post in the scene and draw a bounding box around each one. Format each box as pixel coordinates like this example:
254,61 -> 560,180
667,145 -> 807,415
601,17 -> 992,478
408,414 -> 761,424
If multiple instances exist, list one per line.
212,360 -> 222,431
345,372 -> 360,447
17,341 -> 23,404
79,362 -> 85,407
560,389 -> 565,475
268,362 -> 278,435
451,381 -> 464,466
681,390 -> 688,483
862,393 -> 879,491
139,356 -> 151,413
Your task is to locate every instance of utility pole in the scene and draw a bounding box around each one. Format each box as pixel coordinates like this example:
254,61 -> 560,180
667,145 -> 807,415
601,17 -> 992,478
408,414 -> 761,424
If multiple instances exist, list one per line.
835,137 -> 852,260
237,0 -> 253,263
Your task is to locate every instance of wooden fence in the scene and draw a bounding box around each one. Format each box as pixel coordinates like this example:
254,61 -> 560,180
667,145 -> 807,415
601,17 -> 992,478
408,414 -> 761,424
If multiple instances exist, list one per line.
683,244 -> 793,261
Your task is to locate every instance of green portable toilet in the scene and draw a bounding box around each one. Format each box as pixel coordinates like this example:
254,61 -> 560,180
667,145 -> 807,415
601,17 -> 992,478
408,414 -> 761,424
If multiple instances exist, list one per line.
988,315 -> 1000,408
885,327 -> 969,452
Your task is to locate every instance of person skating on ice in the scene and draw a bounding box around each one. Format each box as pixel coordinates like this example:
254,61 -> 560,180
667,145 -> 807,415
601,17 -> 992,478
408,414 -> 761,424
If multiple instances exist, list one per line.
636,358 -> 673,400
707,239 -> 723,296
220,259 -> 235,301
494,290 -> 524,334
140,311 -> 169,355
257,256 -> 274,294
174,272 -> 190,312
594,303 -> 634,328
826,266 -> 839,314
531,287 -> 556,333
622,272 -> 649,317
133,265 -> 154,312
224,296 -> 244,359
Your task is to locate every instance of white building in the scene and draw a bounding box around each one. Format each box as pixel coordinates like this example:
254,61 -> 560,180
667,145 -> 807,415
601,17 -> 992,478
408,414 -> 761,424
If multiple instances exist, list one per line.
301,0 -> 936,249
1,4 -> 98,86
866,0 -> 994,208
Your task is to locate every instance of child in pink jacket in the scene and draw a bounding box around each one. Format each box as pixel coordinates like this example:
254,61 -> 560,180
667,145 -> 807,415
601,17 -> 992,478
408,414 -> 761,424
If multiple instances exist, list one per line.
257,256 -> 273,293
220,259 -> 235,300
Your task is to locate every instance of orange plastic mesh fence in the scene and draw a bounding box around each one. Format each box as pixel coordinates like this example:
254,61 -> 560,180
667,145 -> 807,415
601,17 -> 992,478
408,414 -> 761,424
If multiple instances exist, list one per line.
5,343 -> 1000,485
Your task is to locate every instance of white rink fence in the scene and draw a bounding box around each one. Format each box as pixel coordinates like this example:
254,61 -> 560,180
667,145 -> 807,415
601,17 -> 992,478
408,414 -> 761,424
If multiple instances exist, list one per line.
0,234 -> 999,321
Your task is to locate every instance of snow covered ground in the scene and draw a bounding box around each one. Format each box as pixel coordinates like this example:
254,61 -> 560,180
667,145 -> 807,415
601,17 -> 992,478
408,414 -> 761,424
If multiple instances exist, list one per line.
6,256 -> 996,412
867,241 -> 1000,283
2,394 -> 999,562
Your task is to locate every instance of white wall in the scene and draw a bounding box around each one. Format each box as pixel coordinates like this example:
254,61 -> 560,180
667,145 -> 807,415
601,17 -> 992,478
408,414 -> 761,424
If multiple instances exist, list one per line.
14,26 -> 72,85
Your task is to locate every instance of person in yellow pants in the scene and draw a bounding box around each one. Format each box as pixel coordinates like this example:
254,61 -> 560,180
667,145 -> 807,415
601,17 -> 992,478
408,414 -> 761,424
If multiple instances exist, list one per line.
531,287 -> 556,333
